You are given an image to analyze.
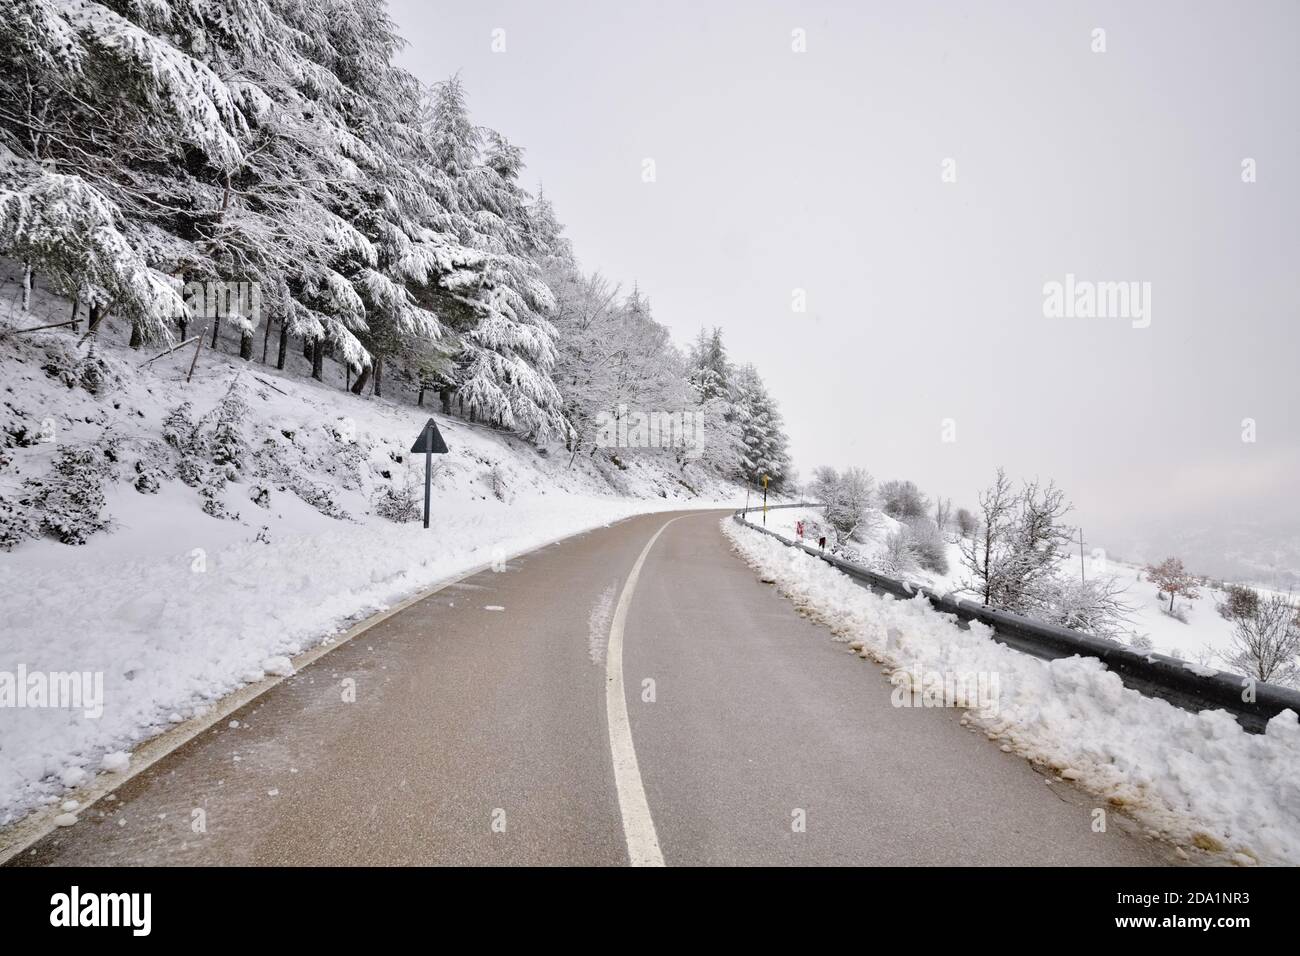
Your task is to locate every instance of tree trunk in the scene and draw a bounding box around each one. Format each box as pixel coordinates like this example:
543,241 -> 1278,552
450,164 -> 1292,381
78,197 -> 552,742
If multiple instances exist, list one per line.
346,366 -> 351,391
1169,592 -> 1175,613
350,364 -> 371,395
210,318 -> 221,349
129,323 -> 143,350
70,297 -> 80,333
417,385 -> 425,406
177,316 -> 187,341
86,301 -> 104,340
373,355 -> 383,397
261,317 -> 273,363
303,337 -> 313,361
440,387 -> 452,415
311,338 -> 324,381
276,322 -> 289,370
239,331 -> 253,361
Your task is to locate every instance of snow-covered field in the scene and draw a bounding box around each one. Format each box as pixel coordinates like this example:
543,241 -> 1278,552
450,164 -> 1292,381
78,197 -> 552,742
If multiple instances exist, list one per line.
723,518 -> 1300,866
0,275 -> 741,822
765,506 -> 1272,669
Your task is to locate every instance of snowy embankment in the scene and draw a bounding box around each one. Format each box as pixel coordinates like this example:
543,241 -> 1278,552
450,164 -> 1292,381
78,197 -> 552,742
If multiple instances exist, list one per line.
723,518 -> 1300,866
765,507 -> 1269,666
0,279 -> 739,822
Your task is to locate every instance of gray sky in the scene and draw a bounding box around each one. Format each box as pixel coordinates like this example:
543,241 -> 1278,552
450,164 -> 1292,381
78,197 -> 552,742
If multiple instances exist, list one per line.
388,0 -> 1299,573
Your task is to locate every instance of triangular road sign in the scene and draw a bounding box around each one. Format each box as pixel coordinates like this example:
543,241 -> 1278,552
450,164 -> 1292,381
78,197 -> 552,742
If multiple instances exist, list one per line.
410,417 -> 449,454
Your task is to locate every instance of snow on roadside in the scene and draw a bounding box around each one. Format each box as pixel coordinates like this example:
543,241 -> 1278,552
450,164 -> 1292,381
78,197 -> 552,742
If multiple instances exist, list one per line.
762,507 -> 1268,665
0,280 -> 742,821
0,494 -> 732,821
722,518 -> 1300,865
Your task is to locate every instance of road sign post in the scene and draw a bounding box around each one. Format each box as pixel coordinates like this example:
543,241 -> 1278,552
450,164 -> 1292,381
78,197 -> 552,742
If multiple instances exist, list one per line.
761,474 -> 769,526
423,424 -> 432,529
409,417 -> 449,529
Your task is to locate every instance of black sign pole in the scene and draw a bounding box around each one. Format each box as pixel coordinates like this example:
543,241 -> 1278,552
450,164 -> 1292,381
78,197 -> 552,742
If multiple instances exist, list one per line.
423,420 -> 432,529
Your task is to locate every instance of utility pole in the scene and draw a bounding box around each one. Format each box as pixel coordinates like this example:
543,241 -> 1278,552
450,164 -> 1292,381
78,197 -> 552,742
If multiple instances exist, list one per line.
1078,527 -> 1086,584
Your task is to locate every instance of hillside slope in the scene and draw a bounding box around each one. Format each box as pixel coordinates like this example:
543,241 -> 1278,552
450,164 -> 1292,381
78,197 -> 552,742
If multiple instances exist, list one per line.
0,266 -> 740,820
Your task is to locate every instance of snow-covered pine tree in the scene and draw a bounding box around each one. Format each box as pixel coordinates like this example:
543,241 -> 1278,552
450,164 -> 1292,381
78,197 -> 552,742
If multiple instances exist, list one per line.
420,75 -> 567,440
730,363 -> 792,490
686,327 -> 731,403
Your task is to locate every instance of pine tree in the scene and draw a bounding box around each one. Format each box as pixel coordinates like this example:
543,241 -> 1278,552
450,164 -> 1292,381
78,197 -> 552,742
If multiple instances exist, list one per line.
730,363 -> 791,490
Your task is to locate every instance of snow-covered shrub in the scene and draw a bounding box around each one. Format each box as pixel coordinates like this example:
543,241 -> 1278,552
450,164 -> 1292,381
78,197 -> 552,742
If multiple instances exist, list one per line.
161,402 -> 196,451
373,473 -> 421,523
1039,576 -> 1134,641
200,488 -> 236,521
482,463 -> 508,502
25,445 -> 109,544
35,339 -> 113,394
903,517 -> 949,574
0,492 -> 37,550
75,353 -> 112,394
206,381 -> 249,476
876,529 -> 918,576
291,479 -> 350,520
1129,633 -> 1155,652
880,479 -> 929,520
1,398 -> 41,449
130,440 -> 170,494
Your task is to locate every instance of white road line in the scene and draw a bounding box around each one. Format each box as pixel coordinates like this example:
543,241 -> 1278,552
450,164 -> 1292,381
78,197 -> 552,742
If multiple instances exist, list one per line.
605,516 -> 682,867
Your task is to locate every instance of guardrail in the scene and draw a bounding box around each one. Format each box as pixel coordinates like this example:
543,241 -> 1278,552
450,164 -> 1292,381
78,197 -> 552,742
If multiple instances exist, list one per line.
733,504 -> 1300,734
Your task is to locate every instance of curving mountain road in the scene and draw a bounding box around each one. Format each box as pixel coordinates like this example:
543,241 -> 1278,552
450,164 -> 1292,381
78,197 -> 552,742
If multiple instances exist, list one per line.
10,510 -> 1172,866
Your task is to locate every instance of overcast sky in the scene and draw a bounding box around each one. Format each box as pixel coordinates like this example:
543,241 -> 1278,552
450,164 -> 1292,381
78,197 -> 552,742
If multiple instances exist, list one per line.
388,0 -> 1298,570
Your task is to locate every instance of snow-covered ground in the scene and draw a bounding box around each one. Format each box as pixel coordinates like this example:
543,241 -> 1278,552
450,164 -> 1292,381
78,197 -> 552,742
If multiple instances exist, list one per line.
765,506 -> 1275,669
723,518 -> 1300,866
0,272 -> 741,822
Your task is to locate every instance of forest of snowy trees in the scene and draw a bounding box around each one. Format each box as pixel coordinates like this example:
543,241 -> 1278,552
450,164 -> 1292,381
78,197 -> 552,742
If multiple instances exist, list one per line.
0,0 -> 792,489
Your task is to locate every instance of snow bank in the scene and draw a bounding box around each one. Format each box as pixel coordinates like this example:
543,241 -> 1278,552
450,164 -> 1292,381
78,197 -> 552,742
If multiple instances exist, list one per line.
723,518 -> 1300,865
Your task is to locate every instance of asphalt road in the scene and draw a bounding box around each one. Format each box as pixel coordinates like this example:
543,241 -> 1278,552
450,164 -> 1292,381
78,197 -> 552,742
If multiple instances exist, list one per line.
11,510 -> 1171,866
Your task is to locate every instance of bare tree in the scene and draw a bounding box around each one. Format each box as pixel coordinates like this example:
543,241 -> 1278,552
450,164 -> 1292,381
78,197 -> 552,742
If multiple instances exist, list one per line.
958,468 -> 1018,606
810,466 -> 877,543
955,507 -> 978,538
933,497 -> 952,536
1144,557 -> 1201,614
1222,591 -> 1300,686
1002,477 -> 1074,614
